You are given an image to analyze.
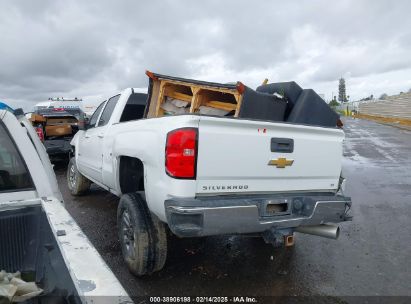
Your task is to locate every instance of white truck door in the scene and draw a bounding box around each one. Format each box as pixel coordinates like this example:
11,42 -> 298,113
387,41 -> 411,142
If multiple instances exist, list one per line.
78,95 -> 120,183
77,101 -> 105,181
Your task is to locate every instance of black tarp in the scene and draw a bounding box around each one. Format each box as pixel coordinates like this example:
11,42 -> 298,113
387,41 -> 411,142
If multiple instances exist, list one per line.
239,86 -> 287,122
257,82 -> 339,128
256,81 -> 302,117
287,89 -> 339,127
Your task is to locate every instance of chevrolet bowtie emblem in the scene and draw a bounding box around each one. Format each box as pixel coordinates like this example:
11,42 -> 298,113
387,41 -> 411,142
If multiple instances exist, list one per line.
268,158 -> 294,168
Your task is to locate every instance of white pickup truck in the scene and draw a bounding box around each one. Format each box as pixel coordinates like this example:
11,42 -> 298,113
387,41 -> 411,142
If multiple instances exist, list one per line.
0,105 -> 129,303
68,85 -> 352,276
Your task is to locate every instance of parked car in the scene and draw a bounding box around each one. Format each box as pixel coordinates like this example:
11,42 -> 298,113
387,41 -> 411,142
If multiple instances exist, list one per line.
68,82 -> 352,276
0,104 -> 130,303
27,98 -> 86,161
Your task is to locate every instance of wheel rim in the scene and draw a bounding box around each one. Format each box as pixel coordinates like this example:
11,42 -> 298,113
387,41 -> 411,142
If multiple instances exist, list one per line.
69,164 -> 77,188
121,209 -> 136,259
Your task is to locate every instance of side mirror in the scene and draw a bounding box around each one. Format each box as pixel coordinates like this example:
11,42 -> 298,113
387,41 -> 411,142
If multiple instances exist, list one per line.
78,117 -> 90,130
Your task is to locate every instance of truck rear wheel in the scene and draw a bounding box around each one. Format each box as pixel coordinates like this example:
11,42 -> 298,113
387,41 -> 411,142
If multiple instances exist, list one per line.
67,157 -> 91,196
117,193 -> 167,276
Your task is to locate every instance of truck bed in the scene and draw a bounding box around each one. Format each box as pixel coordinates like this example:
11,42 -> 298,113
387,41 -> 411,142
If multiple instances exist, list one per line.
0,201 -> 80,302
0,198 -> 128,303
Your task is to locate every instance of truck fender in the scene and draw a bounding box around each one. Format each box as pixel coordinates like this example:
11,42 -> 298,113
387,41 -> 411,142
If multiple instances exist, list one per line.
70,131 -> 83,158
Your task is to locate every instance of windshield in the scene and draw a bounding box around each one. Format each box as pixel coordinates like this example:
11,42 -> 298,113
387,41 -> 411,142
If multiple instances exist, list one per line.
33,105 -> 48,112
0,122 -> 34,192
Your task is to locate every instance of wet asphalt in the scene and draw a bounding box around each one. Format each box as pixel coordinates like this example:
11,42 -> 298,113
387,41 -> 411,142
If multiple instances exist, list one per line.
55,117 -> 411,299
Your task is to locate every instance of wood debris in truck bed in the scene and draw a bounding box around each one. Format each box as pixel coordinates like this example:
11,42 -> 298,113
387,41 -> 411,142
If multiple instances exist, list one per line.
145,71 -> 244,118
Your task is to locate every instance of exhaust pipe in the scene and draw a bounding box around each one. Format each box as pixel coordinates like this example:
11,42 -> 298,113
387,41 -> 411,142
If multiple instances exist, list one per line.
295,224 -> 340,239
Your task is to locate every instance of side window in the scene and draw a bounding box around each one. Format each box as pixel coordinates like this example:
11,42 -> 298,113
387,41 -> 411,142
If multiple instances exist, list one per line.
89,101 -> 106,128
98,95 -> 120,127
120,93 -> 148,123
0,122 -> 34,192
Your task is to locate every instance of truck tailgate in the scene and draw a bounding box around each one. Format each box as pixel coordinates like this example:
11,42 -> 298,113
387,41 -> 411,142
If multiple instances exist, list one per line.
196,117 -> 344,194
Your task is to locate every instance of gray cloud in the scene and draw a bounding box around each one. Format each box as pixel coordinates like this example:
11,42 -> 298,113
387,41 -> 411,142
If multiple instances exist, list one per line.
1,0 -> 411,110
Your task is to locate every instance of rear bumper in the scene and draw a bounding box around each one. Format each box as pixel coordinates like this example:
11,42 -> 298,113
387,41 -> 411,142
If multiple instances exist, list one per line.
165,192 -> 352,237
44,139 -> 72,156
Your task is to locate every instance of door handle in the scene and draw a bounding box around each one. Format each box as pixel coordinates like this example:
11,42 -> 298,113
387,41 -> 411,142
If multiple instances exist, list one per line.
271,138 -> 294,153
98,134 -> 104,138
84,135 -> 90,139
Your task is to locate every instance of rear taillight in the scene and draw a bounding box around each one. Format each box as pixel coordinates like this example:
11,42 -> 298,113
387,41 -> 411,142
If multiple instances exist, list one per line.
165,128 -> 198,179
35,126 -> 44,142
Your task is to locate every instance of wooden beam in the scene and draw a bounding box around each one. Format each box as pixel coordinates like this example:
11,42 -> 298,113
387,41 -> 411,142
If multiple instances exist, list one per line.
205,101 -> 237,112
234,94 -> 243,117
190,88 -> 201,113
155,81 -> 166,117
234,93 -> 242,103
147,79 -> 161,118
164,90 -> 192,102
159,79 -> 238,95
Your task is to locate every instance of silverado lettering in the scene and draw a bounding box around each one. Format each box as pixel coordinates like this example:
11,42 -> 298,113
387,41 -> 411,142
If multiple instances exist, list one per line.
202,185 -> 249,191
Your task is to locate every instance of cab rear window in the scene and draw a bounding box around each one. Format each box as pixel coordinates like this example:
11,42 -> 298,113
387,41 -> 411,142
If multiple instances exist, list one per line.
0,122 -> 34,192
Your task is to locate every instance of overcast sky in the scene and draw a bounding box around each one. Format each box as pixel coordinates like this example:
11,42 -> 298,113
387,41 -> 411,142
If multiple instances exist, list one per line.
1,0 -> 411,110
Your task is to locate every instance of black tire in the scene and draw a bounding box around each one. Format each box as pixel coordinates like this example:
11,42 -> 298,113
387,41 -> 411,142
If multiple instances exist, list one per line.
67,157 -> 91,196
117,193 -> 167,276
